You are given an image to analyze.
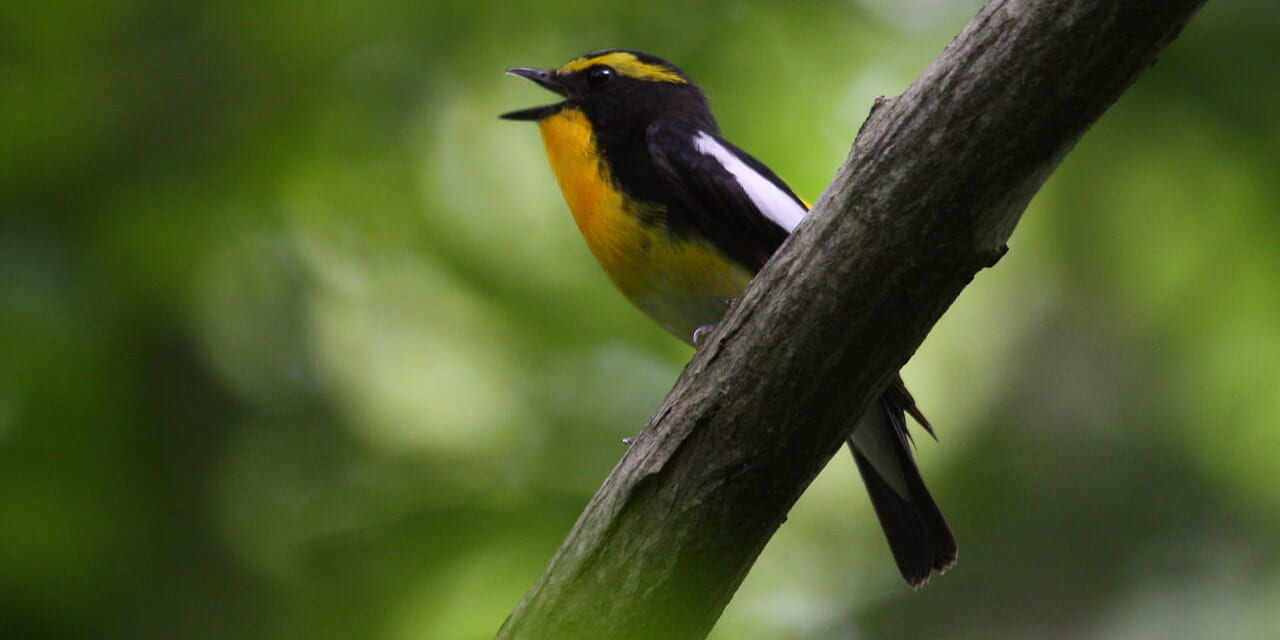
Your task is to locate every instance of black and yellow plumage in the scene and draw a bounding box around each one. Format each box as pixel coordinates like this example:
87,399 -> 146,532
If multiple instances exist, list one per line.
502,49 -> 956,587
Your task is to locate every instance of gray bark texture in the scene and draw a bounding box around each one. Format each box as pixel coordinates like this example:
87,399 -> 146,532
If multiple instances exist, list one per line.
496,1 -> 1207,638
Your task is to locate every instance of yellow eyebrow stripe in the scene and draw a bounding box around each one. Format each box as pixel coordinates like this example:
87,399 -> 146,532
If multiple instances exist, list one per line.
559,51 -> 686,84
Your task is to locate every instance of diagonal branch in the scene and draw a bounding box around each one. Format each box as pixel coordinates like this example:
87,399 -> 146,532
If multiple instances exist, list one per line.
497,1 -> 1207,638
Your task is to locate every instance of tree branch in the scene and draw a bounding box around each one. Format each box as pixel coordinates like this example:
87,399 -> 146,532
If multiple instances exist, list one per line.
497,1 -> 1206,638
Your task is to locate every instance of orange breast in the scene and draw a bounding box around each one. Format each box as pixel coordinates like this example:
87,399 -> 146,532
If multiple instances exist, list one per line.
537,107 -> 753,342
537,108 -> 639,275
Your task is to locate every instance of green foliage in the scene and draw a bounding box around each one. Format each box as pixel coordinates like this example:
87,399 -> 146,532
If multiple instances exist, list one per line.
2,1 -> 1277,638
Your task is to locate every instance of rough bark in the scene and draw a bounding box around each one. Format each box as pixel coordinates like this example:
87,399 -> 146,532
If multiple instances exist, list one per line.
497,1 -> 1207,638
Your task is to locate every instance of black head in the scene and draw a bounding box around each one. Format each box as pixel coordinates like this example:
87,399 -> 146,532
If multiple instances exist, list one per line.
501,49 -> 717,134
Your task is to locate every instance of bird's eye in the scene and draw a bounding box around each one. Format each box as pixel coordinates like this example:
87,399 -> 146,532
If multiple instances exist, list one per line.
585,65 -> 614,89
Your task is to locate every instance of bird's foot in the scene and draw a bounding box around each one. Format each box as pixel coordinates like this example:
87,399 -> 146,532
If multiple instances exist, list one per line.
691,298 -> 737,347
692,323 -> 716,347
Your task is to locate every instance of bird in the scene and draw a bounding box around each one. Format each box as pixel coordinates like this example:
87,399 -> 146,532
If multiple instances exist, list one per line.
501,49 -> 955,587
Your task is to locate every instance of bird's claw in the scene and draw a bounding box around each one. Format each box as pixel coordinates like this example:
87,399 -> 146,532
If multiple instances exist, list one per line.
692,323 -> 716,347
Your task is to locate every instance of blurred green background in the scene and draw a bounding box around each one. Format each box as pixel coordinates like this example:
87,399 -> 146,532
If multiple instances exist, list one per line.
3,1 -> 1278,638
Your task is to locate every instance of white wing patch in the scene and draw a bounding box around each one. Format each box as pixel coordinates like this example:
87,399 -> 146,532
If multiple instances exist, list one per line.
693,131 -> 807,233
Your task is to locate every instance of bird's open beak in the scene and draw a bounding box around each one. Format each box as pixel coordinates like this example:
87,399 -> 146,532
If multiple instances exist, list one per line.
500,67 -> 568,121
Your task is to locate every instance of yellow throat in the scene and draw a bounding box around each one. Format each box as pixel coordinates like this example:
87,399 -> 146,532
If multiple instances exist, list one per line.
536,107 -> 753,343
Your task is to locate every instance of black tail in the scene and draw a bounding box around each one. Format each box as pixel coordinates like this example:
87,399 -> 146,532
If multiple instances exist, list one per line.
848,376 -> 956,587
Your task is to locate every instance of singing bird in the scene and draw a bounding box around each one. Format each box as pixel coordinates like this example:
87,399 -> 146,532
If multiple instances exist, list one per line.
502,49 -> 955,586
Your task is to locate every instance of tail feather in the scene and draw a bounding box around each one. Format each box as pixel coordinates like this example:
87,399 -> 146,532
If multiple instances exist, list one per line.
848,376 -> 956,587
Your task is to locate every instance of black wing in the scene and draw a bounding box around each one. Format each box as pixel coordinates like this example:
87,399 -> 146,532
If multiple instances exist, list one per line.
646,120 -> 806,272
